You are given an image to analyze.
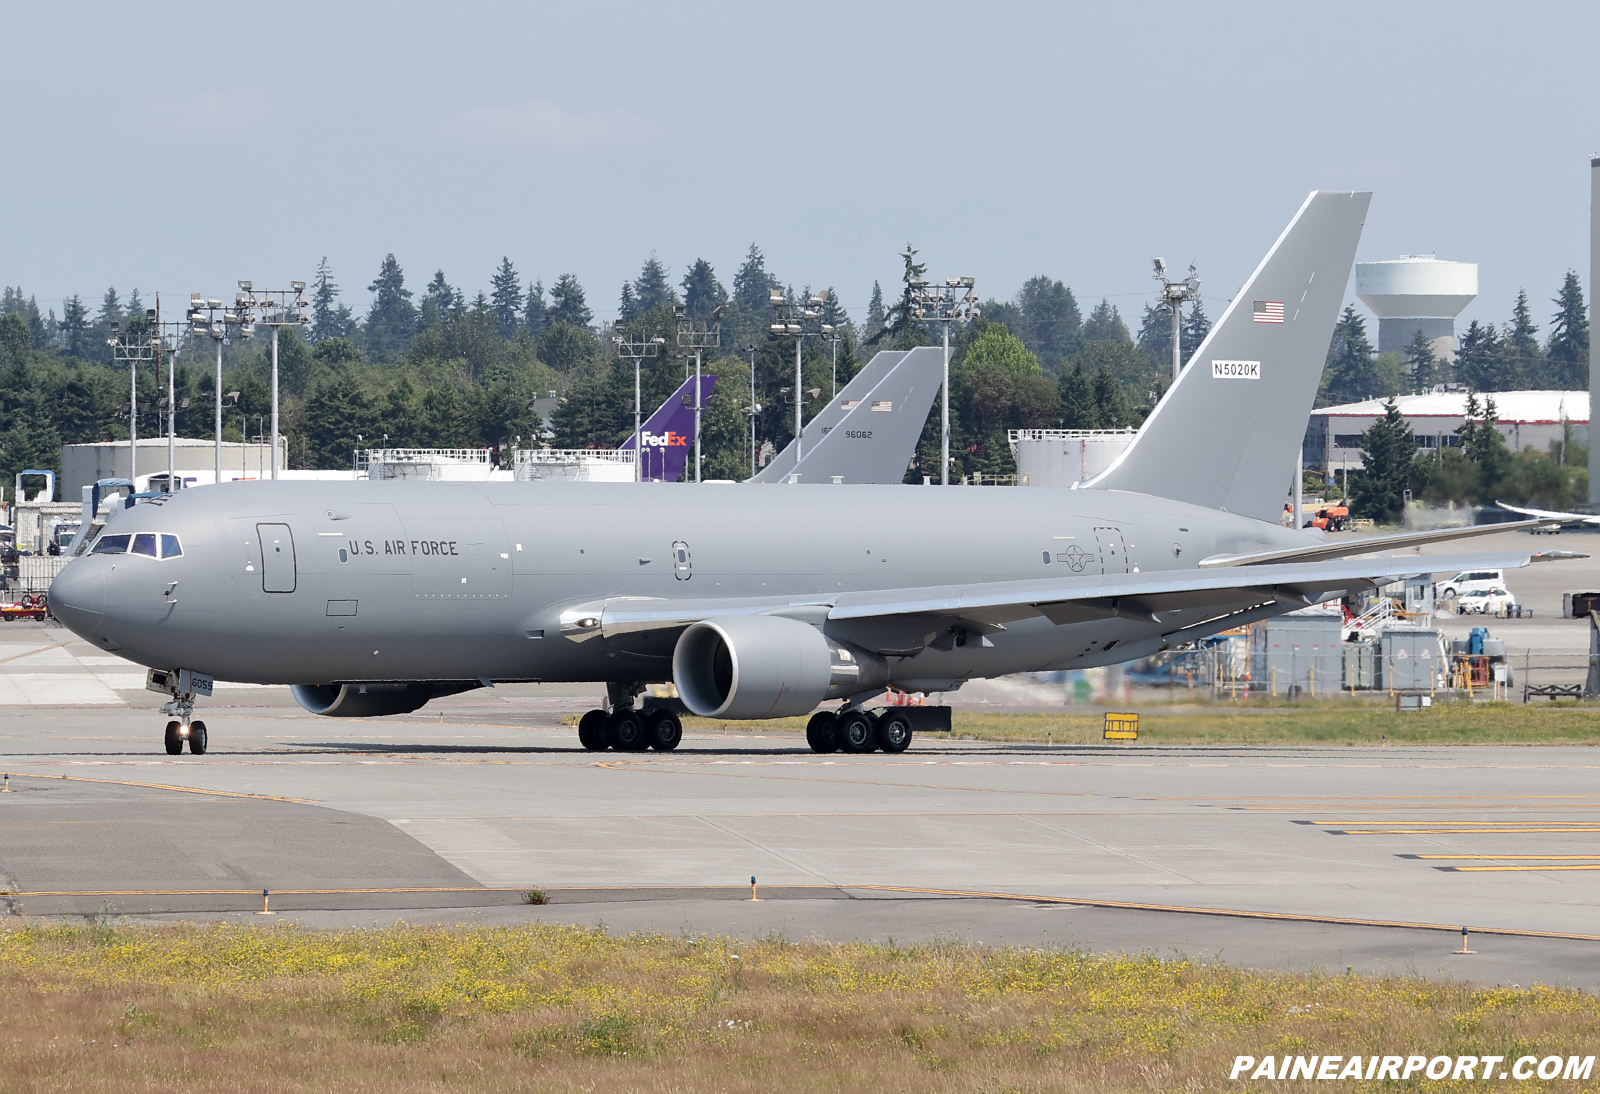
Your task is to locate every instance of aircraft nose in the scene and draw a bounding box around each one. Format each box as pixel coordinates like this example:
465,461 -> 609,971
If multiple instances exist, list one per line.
50,566 -> 104,637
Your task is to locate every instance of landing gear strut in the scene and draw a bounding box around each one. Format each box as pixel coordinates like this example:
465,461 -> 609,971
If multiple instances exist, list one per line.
159,690 -> 207,756
576,683 -> 683,753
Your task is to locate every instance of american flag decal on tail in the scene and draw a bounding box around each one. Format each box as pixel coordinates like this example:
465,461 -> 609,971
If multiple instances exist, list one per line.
1253,300 -> 1285,323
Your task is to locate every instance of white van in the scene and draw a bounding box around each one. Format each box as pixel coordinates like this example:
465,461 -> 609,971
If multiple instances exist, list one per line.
1439,569 -> 1505,600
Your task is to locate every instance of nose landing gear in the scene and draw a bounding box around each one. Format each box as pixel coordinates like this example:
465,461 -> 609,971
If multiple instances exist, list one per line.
157,677 -> 211,756
163,719 -> 208,755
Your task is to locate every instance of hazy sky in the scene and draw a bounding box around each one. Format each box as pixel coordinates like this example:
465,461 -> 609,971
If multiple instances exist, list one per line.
4,1 -> 1596,337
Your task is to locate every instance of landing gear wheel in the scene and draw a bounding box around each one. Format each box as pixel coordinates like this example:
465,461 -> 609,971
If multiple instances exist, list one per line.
164,720 -> 183,755
806,712 -> 839,753
837,710 -> 878,754
188,721 -> 207,755
607,710 -> 648,751
577,709 -> 610,751
646,709 -> 682,751
876,712 -> 913,754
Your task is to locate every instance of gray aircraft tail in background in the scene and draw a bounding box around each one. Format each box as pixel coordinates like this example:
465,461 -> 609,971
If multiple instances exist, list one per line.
748,347 -> 942,484
1082,190 -> 1371,523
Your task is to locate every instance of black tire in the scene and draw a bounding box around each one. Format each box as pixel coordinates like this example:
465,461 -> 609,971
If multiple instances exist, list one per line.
646,709 -> 683,751
188,721 -> 207,755
577,709 -> 610,751
20,595 -> 34,609
164,720 -> 182,755
607,710 -> 648,751
3,613 -> 13,623
837,710 -> 878,754
805,712 -> 839,753
876,712 -> 913,754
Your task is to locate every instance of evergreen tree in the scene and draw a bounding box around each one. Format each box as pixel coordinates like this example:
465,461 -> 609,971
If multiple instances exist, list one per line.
93,287 -> 123,363
364,254 -> 416,360
1500,289 -> 1543,388
59,295 -> 89,359
1546,271 -> 1589,391
1354,396 -> 1413,522
1181,301 -> 1211,362
732,244 -> 779,311
548,273 -> 592,328
489,256 -> 523,339
819,287 -> 848,331
524,280 -> 546,338
1056,361 -> 1099,429
125,289 -> 144,321
879,243 -> 928,345
1465,392 -> 1511,496
310,257 -> 355,343
1319,305 -> 1384,405
418,270 -> 458,333
1,288 -> 45,349
1091,364 -> 1136,427
1404,329 -> 1441,392
617,282 -> 639,325
680,259 -> 728,319
1453,319 -> 1501,392
632,255 -> 678,314
1136,303 -> 1175,367
302,369 -> 379,468
1081,299 -> 1131,344
865,280 -> 886,339
1015,276 -> 1082,372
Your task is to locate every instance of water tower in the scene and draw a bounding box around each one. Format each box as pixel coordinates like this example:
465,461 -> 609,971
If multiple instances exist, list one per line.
1354,255 -> 1477,361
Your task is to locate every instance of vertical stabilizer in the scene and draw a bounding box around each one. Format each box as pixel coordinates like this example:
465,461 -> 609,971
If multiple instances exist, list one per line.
750,350 -> 907,482
619,374 -> 717,482
1081,190 -> 1370,522
784,345 -> 945,484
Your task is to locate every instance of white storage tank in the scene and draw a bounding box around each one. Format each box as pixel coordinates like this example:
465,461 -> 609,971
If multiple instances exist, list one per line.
1008,429 -> 1136,487
1355,255 -> 1478,360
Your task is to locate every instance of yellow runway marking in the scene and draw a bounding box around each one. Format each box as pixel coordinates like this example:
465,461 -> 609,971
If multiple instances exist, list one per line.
1410,855 -> 1600,860
1440,864 -> 1600,872
0,642 -> 68,665
1,772 -> 313,803
17,886 -> 531,897
1308,819 -> 1599,826
1332,827 -> 1600,835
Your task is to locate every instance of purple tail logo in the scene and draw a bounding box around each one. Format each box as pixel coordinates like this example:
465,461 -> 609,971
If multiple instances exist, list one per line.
619,374 -> 717,482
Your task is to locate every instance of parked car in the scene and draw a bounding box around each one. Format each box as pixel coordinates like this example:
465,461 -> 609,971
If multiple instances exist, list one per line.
1457,587 -> 1516,615
1439,569 -> 1505,600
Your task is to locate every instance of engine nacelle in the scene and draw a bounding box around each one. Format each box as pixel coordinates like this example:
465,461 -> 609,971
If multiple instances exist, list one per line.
672,614 -> 887,719
290,681 -> 479,718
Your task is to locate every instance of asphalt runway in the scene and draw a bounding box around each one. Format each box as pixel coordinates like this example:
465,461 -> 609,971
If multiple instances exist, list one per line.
0,636 -> 1597,989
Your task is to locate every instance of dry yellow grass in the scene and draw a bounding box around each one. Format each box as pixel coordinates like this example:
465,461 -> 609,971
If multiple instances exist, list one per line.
1,922 -> 1596,1092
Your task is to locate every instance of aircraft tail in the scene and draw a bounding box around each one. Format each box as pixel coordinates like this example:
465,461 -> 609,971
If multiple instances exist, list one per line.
785,345 -> 944,484
1081,190 -> 1371,523
619,374 -> 717,483
749,350 -> 907,483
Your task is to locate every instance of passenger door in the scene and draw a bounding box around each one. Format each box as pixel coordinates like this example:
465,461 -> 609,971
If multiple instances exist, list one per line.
257,523 -> 297,593
1093,526 -> 1130,576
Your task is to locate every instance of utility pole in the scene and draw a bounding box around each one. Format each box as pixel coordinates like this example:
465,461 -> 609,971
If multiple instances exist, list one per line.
1152,258 -> 1201,386
675,303 -> 725,483
107,308 -> 159,486
235,281 -> 309,479
745,343 -> 760,477
155,309 -> 190,491
612,330 -> 665,482
907,276 -> 979,485
769,290 -> 834,470
188,294 -> 251,484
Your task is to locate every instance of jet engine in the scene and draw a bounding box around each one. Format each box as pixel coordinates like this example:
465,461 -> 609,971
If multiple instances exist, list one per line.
672,614 -> 888,719
290,681 -> 480,718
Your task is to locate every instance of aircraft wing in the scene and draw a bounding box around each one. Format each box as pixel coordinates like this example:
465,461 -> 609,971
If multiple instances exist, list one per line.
1495,501 -> 1600,526
578,549 -> 1541,658
1198,519 -> 1550,567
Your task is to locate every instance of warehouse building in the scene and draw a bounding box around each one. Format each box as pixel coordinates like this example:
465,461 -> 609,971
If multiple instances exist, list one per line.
1304,390 -> 1588,472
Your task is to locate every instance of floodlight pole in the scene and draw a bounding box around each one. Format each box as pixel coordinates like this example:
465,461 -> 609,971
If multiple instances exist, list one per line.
747,343 -> 758,477
1152,259 -> 1200,386
770,291 -> 834,470
238,282 -> 309,480
908,276 -> 979,485
612,331 -> 663,482
675,305 -> 723,483
189,293 -> 251,485
108,311 -> 160,487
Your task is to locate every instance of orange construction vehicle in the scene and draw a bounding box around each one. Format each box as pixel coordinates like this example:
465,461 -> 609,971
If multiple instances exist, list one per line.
1307,505 -> 1349,532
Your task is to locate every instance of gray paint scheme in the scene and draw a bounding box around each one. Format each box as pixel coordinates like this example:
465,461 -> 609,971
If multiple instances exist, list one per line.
1084,191 -> 1372,523
46,191 -> 1552,730
783,346 -> 944,484
748,350 -> 906,482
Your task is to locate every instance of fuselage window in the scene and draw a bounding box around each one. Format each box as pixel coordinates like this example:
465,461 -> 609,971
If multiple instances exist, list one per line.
131,533 -> 158,558
91,534 -> 130,555
160,534 -> 183,559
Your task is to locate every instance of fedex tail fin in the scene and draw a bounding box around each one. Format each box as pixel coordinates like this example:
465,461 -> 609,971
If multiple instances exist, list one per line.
1081,190 -> 1370,522
619,374 -> 717,482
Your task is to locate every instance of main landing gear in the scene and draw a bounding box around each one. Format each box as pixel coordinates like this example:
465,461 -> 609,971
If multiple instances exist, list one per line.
577,684 -> 682,752
805,708 -> 912,755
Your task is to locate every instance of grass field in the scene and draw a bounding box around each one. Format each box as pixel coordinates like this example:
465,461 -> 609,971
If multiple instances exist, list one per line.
2,922 -> 1596,1092
682,702 -> 1600,747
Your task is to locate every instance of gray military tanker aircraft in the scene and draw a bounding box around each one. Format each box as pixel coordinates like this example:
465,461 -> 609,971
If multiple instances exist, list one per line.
49,190 -> 1555,757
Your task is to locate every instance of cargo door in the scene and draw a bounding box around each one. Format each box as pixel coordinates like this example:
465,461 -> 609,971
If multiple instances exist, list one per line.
257,523 -> 297,593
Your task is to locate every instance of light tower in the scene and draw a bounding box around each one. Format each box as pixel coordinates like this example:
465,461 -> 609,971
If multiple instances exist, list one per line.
235,281 -> 310,479
188,294 -> 252,482
107,309 -> 160,484
907,276 -> 978,485
769,290 -> 834,465
612,330 -> 665,482
1152,258 -> 1200,385
674,303 -> 725,483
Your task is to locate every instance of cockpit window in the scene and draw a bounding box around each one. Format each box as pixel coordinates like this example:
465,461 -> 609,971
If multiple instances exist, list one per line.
131,533 -> 158,557
91,534 -> 130,555
160,534 -> 183,559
